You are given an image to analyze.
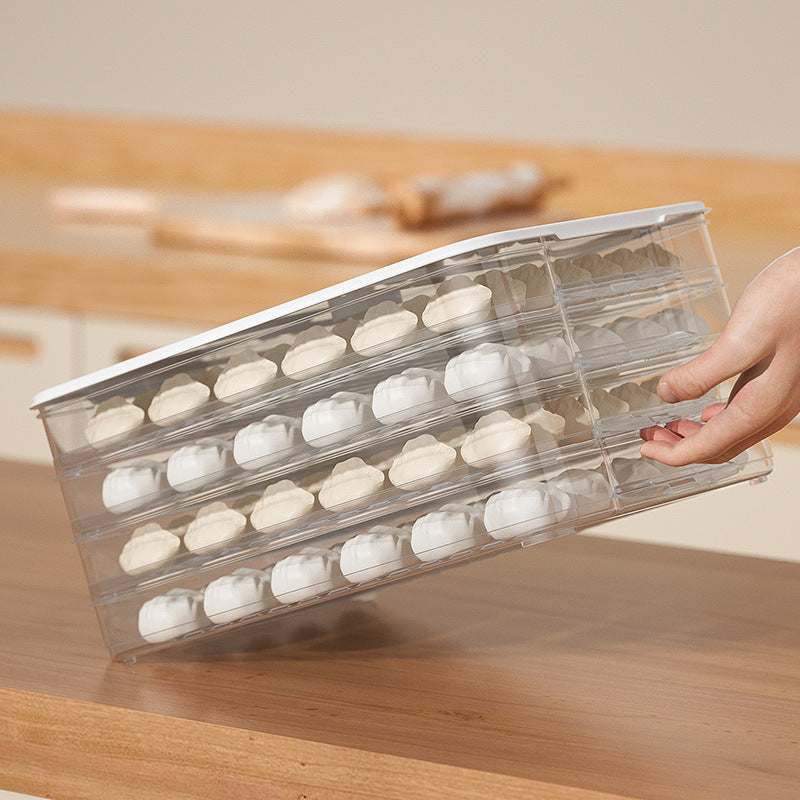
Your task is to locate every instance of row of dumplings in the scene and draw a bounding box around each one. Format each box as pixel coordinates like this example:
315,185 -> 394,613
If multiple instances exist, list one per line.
84,245 -> 682,450
445,242 -> 678,282
113,406 -> 583,576
136,464 -> 615,643
96,308 -> 703,518
85,266 -> 553,448
114,383 -> 665,578
101,365 -> 666,519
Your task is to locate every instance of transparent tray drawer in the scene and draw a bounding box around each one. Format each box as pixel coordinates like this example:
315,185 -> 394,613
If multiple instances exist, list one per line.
32,202 -> 773,660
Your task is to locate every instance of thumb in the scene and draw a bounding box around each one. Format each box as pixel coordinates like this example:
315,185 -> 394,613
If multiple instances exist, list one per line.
657,335 -> 759,403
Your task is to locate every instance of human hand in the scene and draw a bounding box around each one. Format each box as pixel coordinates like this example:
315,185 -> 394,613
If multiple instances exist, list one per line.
640,247 -> 800,465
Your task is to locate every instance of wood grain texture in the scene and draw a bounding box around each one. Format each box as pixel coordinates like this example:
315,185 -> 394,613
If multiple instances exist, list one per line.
150,206 -> 568,264
0,110 -> 799,323
1,110 -> 799,236
0,181 -> 368,326
1,460 -> 799,799
1,687 -> 632,800
0,182 -> 566,326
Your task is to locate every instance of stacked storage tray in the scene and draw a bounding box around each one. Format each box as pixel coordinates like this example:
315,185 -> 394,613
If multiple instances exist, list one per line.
32,202 -> 773,661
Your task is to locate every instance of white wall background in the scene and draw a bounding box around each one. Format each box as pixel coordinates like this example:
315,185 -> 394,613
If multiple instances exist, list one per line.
1,0 -> 799,157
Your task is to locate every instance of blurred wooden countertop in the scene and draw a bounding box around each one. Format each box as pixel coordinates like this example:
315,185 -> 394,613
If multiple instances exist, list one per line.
1,110 -> 799,326
1,459 -> 799,800
3,115 -> 799,798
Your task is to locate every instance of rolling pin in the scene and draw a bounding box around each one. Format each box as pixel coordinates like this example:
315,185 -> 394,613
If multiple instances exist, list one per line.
387,162 -> 549,229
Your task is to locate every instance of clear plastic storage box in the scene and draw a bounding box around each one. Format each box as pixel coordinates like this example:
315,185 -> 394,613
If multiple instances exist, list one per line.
32,202 -> 773,660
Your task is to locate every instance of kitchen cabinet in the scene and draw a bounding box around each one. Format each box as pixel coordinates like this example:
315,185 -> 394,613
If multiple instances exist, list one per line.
0,304 -> 202,462
0,305 -> 77,462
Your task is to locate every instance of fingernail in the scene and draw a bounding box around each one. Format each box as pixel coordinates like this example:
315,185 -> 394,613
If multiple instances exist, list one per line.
639,425 -> 659,441
657,379 -> 679,403
640,441 -> 657,459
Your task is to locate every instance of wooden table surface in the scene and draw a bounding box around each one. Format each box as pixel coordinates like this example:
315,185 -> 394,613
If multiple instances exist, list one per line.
2,459 -> 799,800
